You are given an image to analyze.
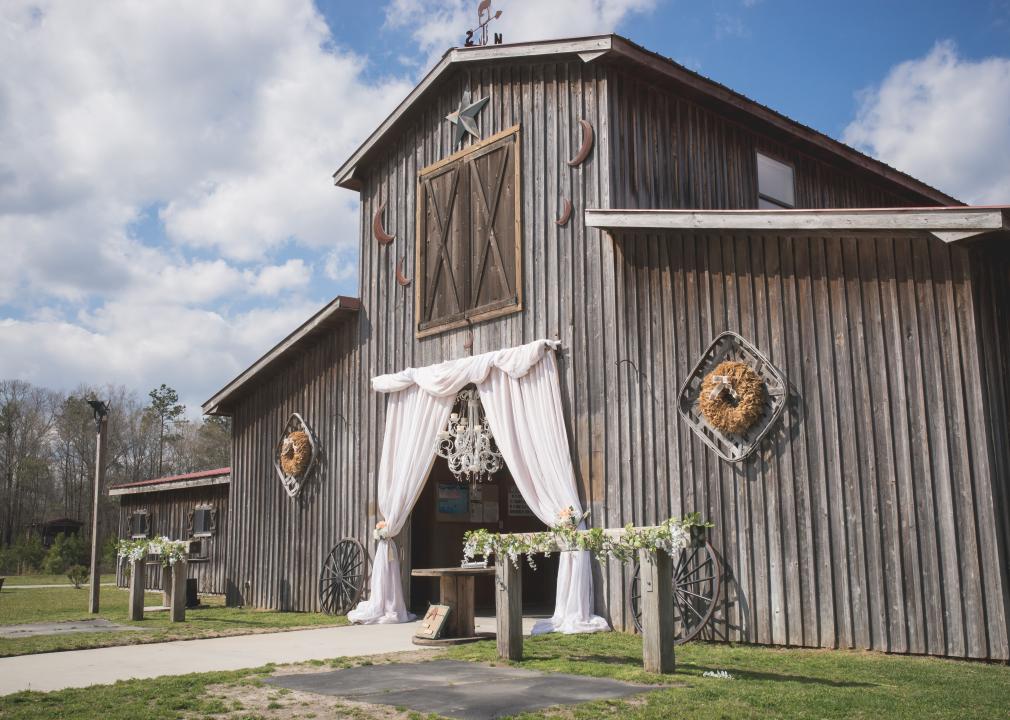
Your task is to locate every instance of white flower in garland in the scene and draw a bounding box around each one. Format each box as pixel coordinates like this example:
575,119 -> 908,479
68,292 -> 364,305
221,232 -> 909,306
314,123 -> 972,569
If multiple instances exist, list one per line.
373,520 -> 389,542
703,670 -> 734,680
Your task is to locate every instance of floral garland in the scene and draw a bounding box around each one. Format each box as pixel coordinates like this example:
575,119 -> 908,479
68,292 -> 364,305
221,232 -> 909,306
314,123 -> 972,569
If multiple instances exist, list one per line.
117,536 -> 190,568
463,509 -> 712,570
373,520 -> 389,541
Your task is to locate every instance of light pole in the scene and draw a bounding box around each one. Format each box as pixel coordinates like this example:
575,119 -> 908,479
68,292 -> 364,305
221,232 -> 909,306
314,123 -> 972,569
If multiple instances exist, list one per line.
86,399 -> 109,614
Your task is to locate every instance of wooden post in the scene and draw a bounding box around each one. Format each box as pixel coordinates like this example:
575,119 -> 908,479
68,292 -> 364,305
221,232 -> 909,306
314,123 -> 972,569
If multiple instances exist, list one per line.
170,560 -> 187,622
88,414 -> 108,614
161,564 -> 172,607
128,558 -> 145,621
495,556 -> 522,661
639,548 -> 675,674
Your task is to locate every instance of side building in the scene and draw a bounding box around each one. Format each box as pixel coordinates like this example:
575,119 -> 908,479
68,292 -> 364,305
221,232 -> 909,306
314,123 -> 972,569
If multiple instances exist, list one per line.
110,467 -> 230,595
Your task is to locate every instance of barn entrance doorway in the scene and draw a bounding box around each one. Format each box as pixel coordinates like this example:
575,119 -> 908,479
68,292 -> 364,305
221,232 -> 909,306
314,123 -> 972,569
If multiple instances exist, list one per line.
408,458 -> 558,615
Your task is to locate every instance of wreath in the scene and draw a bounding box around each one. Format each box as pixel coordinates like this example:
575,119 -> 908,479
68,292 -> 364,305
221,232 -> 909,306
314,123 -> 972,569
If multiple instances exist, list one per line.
279,430 -> 312,477
698,360 -> 765,435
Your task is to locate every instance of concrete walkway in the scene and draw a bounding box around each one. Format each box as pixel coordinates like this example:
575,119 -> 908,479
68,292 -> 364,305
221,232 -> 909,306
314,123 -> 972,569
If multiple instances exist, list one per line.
0,616 -> 538,696
2,583 -> 117,590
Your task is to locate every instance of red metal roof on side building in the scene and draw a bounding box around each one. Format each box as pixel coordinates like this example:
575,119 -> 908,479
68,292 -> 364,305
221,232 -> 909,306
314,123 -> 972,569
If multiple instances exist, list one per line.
108,467 -> 231,491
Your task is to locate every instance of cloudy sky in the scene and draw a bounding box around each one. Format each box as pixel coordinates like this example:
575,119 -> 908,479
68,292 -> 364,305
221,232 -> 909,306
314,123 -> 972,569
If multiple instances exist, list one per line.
2,0 -> 1009,416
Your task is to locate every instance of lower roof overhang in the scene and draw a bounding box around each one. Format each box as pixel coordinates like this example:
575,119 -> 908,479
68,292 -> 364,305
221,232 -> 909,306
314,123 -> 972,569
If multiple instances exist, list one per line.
202,295 -> 360,417
109,470 -> 231,497
585,207 -> 1010,244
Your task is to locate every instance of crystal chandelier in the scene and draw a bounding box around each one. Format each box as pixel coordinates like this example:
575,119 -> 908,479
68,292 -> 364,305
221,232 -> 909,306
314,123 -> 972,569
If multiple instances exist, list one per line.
435,388 -> 503,483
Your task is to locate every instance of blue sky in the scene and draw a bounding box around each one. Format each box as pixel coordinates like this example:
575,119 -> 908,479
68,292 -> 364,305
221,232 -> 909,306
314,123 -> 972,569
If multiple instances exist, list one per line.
1,0 -> 1008,416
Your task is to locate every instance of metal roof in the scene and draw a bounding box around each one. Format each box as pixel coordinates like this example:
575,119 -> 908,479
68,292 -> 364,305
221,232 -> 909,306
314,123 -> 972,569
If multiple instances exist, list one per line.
331,33 -> 958,206
108,467 -> 231,496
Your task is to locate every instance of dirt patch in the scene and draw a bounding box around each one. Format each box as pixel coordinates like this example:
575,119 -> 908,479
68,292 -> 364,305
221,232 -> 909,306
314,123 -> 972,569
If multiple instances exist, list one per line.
191,648 -> 448,720
198,681 -> 412,720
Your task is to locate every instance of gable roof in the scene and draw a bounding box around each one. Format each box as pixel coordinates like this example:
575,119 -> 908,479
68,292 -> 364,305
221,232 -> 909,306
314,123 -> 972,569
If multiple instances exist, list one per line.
108,467 -> 231,496
332,34 -> 958,206
202,295 -> 360,416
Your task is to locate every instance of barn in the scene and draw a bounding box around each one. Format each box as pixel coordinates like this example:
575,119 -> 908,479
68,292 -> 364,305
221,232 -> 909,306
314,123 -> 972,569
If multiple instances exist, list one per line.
202,34 -> 1010,659
109,467 -> 230,595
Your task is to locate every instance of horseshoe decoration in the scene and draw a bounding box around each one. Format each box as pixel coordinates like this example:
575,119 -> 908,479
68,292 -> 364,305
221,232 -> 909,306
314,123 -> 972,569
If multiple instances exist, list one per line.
373,200 -> 395,245
555,197 -> 573,227
395,256 -> 411,287
567,119 -> 595,167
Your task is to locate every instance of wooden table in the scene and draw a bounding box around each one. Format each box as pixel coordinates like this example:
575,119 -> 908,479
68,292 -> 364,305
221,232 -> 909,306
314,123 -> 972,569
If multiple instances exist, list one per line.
411,567 -> 494,642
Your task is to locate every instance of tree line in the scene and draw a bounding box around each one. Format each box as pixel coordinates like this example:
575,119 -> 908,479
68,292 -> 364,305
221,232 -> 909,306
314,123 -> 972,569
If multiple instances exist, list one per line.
0,380 -> 229,573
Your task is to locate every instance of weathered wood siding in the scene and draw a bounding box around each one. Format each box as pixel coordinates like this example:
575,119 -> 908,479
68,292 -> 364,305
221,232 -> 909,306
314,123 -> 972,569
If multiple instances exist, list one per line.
606,228 -> 1009,660
115,484 -> 229,595
225,320 -> 362,610
221,53 -> 1010,659
606,67 -> 927,211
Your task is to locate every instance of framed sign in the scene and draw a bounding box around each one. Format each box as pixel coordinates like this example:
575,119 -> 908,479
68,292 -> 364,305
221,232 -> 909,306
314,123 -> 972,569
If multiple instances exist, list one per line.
437,483 -> 469,521
508,487 -> 535,518
416,604 -> 452,639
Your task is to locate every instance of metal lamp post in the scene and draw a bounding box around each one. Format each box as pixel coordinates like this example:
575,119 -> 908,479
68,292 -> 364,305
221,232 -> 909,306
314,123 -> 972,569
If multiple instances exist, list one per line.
86,399 -> 109,614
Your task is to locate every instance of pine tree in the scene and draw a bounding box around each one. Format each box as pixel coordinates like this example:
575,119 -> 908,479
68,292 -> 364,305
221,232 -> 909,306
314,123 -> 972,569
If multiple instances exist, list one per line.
147,385 -> 185,477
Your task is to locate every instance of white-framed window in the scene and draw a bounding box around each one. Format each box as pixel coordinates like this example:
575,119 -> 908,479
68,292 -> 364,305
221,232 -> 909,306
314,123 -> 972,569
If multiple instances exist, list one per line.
756,152 -> 795,209
189,505 -> 216,538
128,510 -> 150,539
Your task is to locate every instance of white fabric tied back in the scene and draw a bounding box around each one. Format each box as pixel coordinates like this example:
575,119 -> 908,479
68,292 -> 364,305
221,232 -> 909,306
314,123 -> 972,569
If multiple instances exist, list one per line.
348,339 -> 609,635
346,387 -> 455,624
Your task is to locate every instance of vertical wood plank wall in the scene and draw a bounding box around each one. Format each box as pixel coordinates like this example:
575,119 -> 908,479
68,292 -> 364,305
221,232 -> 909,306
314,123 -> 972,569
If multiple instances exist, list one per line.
606,68 -> 924,211
222,55 -> 1009,659
114,484 -> 229,595
609,228 -> 1008,660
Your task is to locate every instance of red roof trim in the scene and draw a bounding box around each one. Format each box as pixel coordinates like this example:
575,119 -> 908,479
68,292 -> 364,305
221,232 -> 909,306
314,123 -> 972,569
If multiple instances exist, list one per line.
109,467 -> 230,490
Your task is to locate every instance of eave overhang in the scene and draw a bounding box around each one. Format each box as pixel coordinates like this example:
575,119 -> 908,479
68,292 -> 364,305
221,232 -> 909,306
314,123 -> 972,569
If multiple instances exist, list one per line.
585,207 -> 1010,243
108,469 -> 231,497
201,295 -> 360,416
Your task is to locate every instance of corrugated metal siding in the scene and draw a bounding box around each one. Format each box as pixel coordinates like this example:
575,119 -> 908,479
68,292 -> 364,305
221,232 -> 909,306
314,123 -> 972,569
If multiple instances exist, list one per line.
606,228 -> 1009,660
114,484 -> 229,595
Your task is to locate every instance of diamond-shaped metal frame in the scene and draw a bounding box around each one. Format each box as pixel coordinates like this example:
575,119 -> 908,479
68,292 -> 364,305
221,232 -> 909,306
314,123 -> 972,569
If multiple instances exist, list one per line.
677,332 -> 788,463
273,412 -> 319,499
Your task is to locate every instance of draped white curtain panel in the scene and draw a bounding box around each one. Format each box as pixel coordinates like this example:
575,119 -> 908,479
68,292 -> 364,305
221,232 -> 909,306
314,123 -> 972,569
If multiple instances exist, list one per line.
347,339 -> 609,635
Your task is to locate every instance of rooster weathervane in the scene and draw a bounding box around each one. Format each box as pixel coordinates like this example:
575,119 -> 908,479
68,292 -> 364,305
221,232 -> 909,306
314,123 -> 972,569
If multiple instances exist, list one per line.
465,0 -> 504,47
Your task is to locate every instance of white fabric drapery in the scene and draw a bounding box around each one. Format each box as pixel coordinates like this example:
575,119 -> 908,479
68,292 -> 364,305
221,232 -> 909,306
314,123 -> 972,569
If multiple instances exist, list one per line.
475,349 -> 609,634
345,385 -> 455,624
348,339 -> 609,635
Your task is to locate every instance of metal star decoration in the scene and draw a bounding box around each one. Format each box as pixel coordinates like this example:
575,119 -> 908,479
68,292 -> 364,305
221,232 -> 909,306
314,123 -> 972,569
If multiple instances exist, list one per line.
446,90 -> 489,148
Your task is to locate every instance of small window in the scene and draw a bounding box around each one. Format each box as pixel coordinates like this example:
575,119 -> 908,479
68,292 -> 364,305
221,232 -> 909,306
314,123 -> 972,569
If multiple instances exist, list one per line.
756,152 -> 795,209
189,506 -> 216,537
128,511 -> 149,539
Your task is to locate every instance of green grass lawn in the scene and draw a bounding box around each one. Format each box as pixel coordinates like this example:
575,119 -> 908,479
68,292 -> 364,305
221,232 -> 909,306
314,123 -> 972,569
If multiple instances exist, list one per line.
0,585 -> 347,657
1,574 -> 116,587
2,632 -> 1009,719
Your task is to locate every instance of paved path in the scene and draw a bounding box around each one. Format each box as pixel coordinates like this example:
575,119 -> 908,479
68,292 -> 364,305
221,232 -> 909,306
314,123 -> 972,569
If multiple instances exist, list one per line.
0,616 -> 538,696
2,583 -> 117,590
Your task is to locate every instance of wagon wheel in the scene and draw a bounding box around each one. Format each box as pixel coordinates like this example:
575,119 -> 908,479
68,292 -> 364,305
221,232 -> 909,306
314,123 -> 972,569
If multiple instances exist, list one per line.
629,540 -> 723,644
319,538 -> 367,615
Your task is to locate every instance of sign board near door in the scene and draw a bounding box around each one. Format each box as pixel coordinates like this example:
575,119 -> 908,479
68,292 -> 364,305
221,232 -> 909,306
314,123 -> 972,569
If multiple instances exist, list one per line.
508,487 -> 535,518
437,483 -> 468,520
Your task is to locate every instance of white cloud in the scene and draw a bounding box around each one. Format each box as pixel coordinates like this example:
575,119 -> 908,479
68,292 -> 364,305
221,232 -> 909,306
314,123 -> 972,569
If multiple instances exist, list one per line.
245,259 -> 312,296
0,0 -> 414,414
385,0 -> 657,68
844,42 -> 1010,205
